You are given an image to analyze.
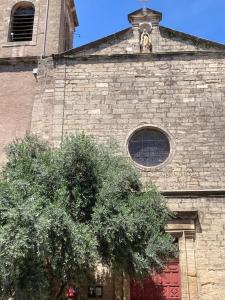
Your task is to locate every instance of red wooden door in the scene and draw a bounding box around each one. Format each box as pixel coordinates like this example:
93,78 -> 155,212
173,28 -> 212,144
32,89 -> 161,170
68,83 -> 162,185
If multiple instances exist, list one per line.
130,261 -> 181,300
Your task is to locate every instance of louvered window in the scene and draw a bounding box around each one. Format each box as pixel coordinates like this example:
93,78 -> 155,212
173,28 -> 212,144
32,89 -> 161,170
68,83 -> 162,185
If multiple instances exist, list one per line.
10,5 -> 35,42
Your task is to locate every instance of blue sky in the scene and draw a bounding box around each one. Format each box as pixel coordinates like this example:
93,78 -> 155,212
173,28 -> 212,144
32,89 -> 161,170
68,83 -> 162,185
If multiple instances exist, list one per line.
74,0 -> 225,47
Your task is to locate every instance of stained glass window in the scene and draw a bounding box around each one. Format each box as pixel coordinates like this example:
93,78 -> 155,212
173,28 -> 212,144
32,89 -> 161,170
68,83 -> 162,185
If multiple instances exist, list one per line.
128,129 -> 170,167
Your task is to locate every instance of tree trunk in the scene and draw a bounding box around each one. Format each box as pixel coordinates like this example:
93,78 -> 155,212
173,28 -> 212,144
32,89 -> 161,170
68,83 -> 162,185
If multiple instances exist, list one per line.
48,276 -> 67,300
46,260 -> 66,300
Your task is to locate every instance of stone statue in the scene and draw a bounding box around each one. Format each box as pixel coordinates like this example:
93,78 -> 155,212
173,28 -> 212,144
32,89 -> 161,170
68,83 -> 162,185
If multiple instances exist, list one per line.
140,29 -> 152,53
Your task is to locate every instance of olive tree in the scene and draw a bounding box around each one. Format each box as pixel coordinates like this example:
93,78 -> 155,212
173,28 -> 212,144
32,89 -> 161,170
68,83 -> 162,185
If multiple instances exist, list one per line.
0,135 -> 176,300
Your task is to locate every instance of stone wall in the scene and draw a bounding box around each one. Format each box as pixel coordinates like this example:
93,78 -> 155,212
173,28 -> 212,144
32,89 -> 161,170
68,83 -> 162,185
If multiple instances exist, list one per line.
32,52 -> 225,191
0,61 -> 36,163
167,196 -> 225,300
73,29 -> 136,56
31,53 -> 225,300
73,27 -> 225,56
2,3 -> 225,300
66,196 -> 225,300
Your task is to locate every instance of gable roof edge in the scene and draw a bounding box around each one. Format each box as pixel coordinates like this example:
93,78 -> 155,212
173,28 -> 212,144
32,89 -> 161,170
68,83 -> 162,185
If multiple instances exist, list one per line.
59,25 -> 225,57
128,7 -> 162,18
160,26 -> 225,50
53,51 -> 225,62
63,28 -> 131,56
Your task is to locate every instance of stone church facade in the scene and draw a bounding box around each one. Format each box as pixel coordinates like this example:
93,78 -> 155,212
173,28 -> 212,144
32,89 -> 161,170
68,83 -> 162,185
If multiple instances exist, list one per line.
1,2 -> 225,300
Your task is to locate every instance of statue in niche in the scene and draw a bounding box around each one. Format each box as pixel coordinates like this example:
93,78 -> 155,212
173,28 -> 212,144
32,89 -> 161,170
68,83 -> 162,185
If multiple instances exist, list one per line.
140,29 -> 152,53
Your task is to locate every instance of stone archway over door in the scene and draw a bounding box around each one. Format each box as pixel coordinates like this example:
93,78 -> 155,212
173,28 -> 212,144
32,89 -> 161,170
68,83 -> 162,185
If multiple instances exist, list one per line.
130,261 -> 181,300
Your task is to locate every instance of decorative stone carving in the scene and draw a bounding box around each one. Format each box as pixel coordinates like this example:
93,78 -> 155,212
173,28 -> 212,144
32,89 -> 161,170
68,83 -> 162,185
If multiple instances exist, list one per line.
140,28 -> 152,53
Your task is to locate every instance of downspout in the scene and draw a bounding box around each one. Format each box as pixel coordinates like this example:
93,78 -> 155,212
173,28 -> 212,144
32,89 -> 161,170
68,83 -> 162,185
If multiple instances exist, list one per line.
42,0 -> 50,57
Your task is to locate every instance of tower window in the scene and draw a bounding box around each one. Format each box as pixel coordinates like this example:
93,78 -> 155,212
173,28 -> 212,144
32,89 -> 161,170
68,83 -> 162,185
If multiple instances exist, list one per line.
10,4 -> 35,42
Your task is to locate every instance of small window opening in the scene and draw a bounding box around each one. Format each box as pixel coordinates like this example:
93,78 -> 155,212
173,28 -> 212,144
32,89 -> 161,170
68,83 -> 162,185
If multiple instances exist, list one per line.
10,4 -> 35,42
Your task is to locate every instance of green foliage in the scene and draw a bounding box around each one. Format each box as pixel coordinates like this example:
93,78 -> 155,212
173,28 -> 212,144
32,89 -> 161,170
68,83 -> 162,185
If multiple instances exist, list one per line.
0,134 -> 176,300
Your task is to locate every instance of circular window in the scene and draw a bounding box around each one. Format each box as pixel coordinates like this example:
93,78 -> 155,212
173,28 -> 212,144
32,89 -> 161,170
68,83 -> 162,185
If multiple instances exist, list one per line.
128,128 -> 170,168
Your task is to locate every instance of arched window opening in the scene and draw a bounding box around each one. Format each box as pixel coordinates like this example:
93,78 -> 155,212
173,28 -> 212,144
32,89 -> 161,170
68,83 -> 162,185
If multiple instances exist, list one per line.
10,4 -> 35,42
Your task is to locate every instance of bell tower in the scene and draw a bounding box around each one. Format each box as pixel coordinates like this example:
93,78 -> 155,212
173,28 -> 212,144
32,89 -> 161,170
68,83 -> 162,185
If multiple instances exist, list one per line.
0,0 -> 78,58
0,0 -> 78,164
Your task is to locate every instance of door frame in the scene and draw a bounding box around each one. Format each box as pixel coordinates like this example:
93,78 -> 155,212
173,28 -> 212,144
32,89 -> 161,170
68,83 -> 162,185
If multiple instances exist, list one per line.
115,211 -> 199,300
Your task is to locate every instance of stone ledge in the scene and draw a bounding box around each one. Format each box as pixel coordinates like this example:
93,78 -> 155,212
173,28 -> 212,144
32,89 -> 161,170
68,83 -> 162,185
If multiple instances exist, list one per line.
2,42 -> 37,48
53,51 -> 225,64
161,189 -> 225,198
0,56 -> 38,65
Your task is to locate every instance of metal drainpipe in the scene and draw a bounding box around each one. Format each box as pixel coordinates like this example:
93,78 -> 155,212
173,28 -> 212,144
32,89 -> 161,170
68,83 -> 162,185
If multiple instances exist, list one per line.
42,0 -> 50,57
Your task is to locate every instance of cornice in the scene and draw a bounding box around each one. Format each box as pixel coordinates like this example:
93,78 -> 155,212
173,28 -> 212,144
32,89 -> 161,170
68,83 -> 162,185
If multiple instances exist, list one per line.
161,189 -> 225,198
0,56 -> 38,66
53,51 -> 225,64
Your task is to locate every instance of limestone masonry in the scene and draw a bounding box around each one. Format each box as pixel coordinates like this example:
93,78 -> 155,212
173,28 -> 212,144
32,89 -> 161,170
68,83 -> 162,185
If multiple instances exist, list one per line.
1,2 -> 225,300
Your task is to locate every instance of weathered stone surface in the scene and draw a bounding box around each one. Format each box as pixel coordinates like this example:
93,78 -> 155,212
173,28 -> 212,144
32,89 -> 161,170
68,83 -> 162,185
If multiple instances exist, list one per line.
1,4 -> 225,300
0,0 -> 77,163
0,61 -> 36,163
32,52 -> 225,191
0,0 -> 77,58
167,197 -> 225,300
31,47 -> 225,299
